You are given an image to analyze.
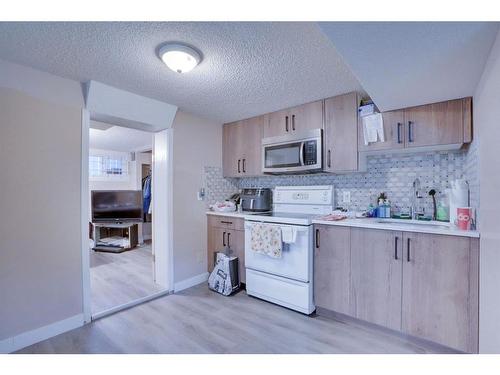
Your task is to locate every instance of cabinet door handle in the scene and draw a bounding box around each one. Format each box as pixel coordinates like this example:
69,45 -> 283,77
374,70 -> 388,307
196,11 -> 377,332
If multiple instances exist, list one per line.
397,123 -> 402,144
222,232 -> 226,247
407,238 -> 411,262
227,232 -> 231,248
315,229 -> 320,249
242,158 -> 246,173
327,149 -> 331,168
394,236 -> 399,260
408,121 -> 414,143
237,159 -> 241,173
292,114 -> 296,131
285,116 -> 289,132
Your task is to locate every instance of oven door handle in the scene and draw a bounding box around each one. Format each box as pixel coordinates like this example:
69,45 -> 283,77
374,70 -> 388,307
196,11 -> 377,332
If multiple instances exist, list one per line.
299,142 -> 305,166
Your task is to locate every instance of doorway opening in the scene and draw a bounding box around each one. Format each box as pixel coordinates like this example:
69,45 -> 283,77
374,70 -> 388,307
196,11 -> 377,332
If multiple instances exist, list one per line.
86,120 -> 168,319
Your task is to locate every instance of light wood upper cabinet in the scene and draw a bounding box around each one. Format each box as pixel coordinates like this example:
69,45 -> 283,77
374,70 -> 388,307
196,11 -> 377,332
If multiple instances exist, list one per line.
401,232 -> 479,353
350,228 -> 403,331
222,115 -> 264,177
290,100 -> 324,133
314,225 -> 351,315
264,100 -> 323,138
358,110 -> 405,152
222,121 -> 242,177
324,92 -> 359,172
265,108 -> 291,138
358,98 -> 472,153
404,98 -> 465,148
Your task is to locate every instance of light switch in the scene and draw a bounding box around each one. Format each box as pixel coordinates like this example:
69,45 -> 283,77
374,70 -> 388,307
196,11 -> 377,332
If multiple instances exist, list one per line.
342,191 -> 351,204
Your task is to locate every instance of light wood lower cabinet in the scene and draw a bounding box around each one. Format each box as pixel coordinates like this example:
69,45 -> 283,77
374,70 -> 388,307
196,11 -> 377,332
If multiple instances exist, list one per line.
401,232 -> 479,353
207,216 -> 246,283
314,224 -> 479,352
314,225 -> 351,315
350,228 -> 403,331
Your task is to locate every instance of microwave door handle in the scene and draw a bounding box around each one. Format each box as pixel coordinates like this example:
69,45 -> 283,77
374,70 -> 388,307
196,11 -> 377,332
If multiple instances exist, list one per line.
299,142 -> 305,166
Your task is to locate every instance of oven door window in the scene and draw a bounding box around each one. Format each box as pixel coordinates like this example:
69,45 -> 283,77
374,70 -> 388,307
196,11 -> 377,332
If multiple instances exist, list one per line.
265,142 -> 302,168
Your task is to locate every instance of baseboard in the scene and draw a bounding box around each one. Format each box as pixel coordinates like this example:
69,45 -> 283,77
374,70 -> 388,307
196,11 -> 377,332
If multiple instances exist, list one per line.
0,313 -> 84,354
174,272 -> 209,292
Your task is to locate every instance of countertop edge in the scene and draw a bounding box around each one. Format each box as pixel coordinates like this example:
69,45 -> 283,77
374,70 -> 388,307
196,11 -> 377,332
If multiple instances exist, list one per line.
311,219 -> 480,238
205,212 -> 480,238
206,211 -> 248,218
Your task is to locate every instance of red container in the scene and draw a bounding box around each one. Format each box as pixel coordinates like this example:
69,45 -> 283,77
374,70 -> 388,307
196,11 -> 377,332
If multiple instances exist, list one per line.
456,207 -> 473,231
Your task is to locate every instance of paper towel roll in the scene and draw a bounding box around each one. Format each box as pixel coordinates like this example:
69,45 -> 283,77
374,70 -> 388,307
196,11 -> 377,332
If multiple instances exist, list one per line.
450,180 -> 469,225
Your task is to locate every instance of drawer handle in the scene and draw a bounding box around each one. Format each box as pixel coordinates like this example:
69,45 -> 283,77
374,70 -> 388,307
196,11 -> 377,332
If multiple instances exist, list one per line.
407,238 -> 411,262
315,229 -> 320,249
220,221 -> 233,225
394,236 -> 399,260
397,123 -> 402,144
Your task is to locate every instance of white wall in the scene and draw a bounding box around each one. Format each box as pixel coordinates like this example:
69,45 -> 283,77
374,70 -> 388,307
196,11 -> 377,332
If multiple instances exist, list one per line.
0,87 -> 83,348
171,111 -> 222,284
0,58 -> 83,108
474,28 -> 500,353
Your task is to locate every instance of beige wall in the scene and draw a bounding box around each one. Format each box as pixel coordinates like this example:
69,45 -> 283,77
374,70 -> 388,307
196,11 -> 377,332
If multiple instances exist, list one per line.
171,111 -> 222,283
0,88 -> 83,340
474,28 -> 500,353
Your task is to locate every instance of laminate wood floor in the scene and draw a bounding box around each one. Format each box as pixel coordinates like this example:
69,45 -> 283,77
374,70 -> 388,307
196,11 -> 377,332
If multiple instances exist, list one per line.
18,284 -> 448,354
90,242 -> 164,314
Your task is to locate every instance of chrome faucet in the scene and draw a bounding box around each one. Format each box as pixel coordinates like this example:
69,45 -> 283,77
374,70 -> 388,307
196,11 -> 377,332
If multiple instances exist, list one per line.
410,178 -> 424,220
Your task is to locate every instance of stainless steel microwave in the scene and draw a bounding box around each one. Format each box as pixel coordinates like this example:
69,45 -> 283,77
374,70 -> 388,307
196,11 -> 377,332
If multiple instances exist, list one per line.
262,129 -> 322,174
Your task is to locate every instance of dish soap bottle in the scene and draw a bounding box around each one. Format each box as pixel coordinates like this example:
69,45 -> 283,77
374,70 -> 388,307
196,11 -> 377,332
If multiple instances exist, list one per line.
384,199 -> 391,218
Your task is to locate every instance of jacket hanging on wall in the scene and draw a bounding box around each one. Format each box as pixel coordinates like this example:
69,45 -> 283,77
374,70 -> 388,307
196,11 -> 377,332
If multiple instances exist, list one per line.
142,174 -> 152,218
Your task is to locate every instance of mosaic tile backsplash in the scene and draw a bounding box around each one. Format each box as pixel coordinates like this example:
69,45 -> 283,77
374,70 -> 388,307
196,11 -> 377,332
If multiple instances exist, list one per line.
203,166 -> 239,205
204,147 -> 479,222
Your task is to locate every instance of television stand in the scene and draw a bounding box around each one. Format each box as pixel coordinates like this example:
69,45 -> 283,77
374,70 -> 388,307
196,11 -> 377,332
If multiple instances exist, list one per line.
92,222 -> 139,253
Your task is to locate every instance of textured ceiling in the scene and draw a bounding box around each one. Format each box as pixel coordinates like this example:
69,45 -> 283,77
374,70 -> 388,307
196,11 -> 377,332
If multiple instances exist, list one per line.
89,121 -> 152,152
319,22 -> 499,111
0,22 -> 364,123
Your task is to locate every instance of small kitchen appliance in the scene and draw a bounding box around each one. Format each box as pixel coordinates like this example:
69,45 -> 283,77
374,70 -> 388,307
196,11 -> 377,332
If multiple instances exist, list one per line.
240,188 -> 272,212
244,185 -> 334,314
262,129 -> 323,174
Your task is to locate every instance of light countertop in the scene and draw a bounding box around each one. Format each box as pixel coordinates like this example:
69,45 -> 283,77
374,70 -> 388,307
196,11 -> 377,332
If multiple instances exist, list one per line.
206,211 -> 250,219
311,218 -> 480,238
206,211 -> 479,238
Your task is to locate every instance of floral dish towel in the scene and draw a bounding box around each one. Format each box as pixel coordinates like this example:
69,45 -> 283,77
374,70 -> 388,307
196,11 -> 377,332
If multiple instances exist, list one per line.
250,223 -> 282,259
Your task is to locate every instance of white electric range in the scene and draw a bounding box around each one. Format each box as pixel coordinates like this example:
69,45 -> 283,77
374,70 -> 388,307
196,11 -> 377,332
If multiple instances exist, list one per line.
244,185 -> 334,314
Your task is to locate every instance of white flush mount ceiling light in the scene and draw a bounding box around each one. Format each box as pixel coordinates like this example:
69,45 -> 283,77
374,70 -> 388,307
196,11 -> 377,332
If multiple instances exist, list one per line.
158,43 -> 201,74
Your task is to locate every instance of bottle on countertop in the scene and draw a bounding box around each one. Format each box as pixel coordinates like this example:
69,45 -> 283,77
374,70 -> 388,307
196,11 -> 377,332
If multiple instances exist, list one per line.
377,198 -> 384,218
384,199 -> 391,218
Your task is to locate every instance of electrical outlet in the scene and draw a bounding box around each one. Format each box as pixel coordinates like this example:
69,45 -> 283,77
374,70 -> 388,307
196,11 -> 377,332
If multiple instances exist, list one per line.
342,191 -> 351,204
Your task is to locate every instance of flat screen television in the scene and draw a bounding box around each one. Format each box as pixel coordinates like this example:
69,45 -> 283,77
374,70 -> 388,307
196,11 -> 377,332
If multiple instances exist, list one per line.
91,190 -> 143,223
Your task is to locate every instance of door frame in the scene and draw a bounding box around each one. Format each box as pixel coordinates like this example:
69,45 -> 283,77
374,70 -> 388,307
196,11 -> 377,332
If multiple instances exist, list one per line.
80,110 -> 174,323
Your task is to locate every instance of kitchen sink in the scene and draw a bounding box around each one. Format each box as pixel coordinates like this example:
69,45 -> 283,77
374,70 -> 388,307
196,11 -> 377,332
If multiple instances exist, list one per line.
375,218 -> 451,228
